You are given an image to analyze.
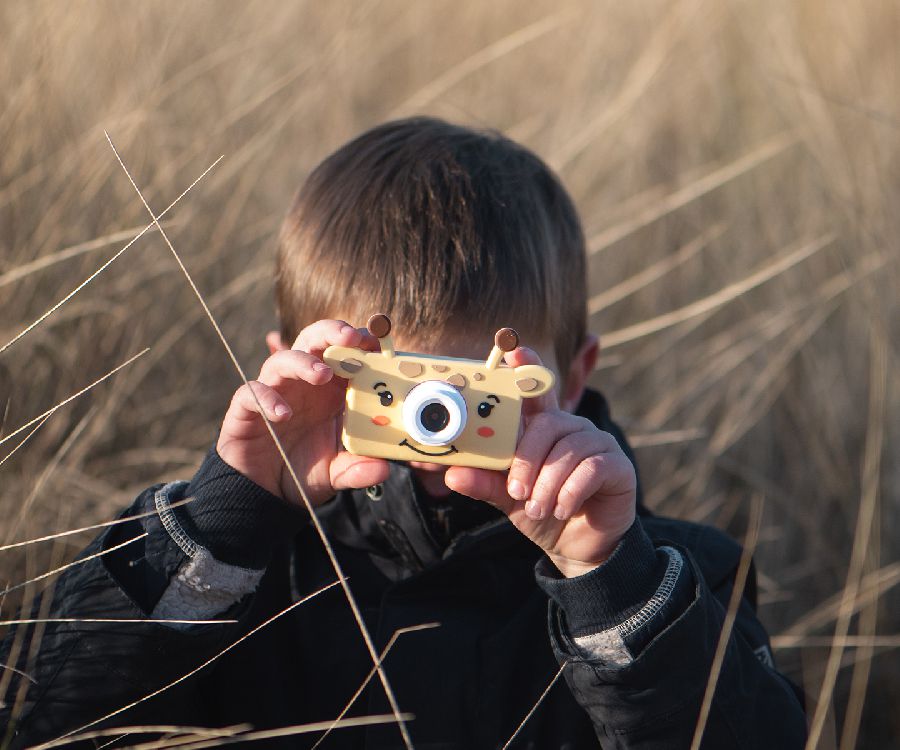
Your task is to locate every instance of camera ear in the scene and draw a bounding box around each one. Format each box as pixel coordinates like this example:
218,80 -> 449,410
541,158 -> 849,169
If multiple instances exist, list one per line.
512,364 -> 555,398
323,345 -> 369,379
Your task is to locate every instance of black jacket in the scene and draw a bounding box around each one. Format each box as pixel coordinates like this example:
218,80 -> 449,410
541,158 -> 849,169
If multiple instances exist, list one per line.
1,390 -> 806,748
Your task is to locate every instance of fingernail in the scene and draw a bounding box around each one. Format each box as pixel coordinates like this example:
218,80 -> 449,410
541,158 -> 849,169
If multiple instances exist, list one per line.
553,506 -> 567,521
508,479 -> 526,501
340,325 -> 356,337
313,362 -> 331,372
274,404 -> 290,417
525,500 -> 543,520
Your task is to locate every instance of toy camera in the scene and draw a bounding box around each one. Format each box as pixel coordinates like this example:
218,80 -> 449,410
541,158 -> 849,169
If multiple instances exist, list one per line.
323,314 -> 556,471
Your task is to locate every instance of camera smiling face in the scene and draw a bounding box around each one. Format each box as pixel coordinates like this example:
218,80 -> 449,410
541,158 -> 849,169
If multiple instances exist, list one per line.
322,345 -> 555,471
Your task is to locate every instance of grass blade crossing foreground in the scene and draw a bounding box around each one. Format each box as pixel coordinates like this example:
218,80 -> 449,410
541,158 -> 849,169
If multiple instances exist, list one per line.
105,134 -> 415,750
35,581 -> 344,748
115,714 -> 416,750
311,623 -> 440,750
0,350 -> 150,449
805,327 -> 887,750
0,496 -> 197,553
500,661 -> 568,750
690,495 -> 763,750
0,533 -> 147,598
0,159 -> 220,356
0,223 -> 176,291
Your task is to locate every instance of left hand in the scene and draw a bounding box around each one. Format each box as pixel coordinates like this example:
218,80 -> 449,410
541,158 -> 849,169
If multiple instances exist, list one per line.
444,347 -> 637,578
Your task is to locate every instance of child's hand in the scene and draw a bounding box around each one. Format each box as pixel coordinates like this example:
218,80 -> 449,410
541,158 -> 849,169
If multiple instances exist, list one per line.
445,347 -> 637,578
216,320 -> 391,507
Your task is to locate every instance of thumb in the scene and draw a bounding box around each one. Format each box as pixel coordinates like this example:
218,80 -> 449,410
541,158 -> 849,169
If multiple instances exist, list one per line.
329,452 -> 391,494
445,466 -> 516,515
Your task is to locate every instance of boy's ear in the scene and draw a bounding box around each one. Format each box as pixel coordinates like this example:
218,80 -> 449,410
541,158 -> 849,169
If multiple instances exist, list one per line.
323,345 -> 369,379
266,331 -> 288,354
512,364 -> 555,398
560,333 -> 600,412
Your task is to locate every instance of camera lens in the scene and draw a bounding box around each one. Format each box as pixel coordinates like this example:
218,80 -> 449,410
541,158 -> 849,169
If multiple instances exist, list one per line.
420,402 -> 450,433
401,381 -> 468,446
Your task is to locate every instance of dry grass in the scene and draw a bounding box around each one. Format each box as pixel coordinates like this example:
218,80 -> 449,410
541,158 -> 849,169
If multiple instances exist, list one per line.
0,0 -> 897,746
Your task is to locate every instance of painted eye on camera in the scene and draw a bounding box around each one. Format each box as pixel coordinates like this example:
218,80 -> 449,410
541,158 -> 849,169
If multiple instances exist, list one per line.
477,395 -> 500,418
373,382 -> 394,407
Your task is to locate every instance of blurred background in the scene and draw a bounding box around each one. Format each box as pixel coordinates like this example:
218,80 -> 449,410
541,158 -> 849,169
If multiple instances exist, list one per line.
0,1 -> 897,746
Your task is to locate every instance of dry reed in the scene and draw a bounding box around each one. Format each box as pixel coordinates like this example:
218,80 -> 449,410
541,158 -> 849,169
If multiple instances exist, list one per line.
1,0 -> 897,746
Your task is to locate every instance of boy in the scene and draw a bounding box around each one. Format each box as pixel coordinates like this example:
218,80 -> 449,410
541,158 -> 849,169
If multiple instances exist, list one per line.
1,118 -> 806,748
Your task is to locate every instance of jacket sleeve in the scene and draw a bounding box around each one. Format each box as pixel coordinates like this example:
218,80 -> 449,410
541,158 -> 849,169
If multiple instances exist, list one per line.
535,518 -> 807,749
0,448 -> 307,748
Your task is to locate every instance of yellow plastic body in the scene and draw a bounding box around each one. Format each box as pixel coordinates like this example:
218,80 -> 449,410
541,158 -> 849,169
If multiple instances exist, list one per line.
322,346 -> 555,471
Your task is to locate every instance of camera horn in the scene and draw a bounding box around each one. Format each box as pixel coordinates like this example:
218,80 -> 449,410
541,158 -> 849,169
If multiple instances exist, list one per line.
485,327 -> 519,370
367,313 -> 395,358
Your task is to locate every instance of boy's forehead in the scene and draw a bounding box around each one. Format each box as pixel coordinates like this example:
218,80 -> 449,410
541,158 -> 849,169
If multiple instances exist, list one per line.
394,330 -> 559,373
394,329 -> 489,356
325,313 -> 560,372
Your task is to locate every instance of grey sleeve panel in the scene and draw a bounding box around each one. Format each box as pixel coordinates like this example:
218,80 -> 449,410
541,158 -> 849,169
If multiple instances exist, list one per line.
571,545 -> 684,666
151,548 -> 263,628
150,481 -> 264,629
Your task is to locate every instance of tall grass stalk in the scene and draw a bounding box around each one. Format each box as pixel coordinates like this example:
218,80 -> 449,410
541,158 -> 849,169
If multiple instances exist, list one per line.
1,1 -> 896,745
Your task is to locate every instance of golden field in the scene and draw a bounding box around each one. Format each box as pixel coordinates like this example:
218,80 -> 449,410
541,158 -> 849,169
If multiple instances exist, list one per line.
0,1 -> 897,746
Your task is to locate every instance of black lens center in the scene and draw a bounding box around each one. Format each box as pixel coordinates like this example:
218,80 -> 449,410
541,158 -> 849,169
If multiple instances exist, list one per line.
419,402 -> 450,433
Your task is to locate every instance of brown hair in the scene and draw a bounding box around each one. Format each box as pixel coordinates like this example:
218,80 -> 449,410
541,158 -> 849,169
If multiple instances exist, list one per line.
276,117 -> 587,375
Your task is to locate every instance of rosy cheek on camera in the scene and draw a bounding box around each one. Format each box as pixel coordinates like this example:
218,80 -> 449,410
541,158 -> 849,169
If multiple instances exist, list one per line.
477,426 -> 495,438
372,416 -> 390,426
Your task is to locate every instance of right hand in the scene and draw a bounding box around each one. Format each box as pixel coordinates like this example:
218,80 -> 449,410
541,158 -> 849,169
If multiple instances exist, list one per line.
216,319 -> 391,507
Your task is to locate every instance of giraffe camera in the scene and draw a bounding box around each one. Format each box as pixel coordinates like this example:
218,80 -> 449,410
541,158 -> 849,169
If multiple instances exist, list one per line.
322,314 -> 555,471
